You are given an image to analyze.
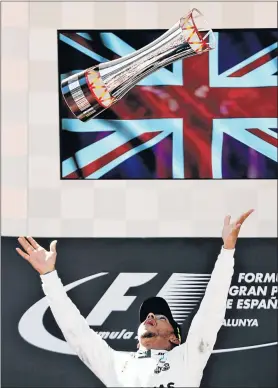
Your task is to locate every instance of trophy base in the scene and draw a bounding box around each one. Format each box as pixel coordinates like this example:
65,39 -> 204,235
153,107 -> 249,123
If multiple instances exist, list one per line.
61,66 -> 115,122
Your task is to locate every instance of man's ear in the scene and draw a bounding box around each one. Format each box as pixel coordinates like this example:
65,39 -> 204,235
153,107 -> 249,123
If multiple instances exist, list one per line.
169,334 -> 180,345
137,342 -> 140,349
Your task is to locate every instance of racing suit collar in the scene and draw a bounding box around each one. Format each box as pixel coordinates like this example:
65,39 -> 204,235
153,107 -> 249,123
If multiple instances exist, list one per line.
136,348 -> 168,359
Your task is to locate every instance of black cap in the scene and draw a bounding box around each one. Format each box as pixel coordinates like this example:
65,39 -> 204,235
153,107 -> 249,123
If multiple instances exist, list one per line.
139,297 -> 182,343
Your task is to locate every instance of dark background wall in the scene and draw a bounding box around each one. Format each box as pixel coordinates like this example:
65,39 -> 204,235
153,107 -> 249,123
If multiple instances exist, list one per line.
1,237 -> 277,387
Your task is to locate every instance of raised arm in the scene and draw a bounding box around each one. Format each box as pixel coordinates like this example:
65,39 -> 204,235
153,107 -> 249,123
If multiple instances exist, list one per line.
16,237 -> 118,387
179,210 -> 254,374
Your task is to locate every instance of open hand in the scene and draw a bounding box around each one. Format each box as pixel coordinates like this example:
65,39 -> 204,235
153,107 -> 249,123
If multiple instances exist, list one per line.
222,209 -> 254,250
16,237 -> 57,275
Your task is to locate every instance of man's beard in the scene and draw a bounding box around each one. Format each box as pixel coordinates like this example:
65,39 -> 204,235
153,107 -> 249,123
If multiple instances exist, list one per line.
141,331 -> 157,339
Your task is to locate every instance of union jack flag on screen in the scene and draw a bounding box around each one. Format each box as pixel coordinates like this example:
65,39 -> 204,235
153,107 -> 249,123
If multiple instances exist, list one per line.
58,29 -> 278,179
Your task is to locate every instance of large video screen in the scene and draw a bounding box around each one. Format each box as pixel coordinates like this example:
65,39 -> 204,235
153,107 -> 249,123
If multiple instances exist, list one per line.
58,29 -> 277,179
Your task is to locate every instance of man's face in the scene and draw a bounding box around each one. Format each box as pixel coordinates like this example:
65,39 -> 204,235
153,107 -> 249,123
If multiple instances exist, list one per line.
137,312 -> 179,350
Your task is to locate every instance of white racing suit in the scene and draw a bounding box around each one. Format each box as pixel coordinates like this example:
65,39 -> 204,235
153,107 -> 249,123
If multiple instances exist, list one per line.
41,247 -> 235,387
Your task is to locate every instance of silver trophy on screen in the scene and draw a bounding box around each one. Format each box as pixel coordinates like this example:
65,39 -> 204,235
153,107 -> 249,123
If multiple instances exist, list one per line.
61,8 -> 215,122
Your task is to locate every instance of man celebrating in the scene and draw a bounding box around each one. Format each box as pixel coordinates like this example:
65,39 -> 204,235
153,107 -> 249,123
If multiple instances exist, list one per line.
16,210 -> 253,387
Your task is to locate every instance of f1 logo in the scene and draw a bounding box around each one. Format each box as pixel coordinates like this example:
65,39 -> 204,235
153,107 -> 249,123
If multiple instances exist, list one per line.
86,272 -> 209,326
86,273 -> 157,325
18,271 -> 209,354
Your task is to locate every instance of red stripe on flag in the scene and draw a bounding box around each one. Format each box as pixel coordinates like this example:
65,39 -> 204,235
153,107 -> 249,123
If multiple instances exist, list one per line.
228,49 -> 277,77
65,131 -> 162,179
65,171 -> 79,179
246,128 -> 278,147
